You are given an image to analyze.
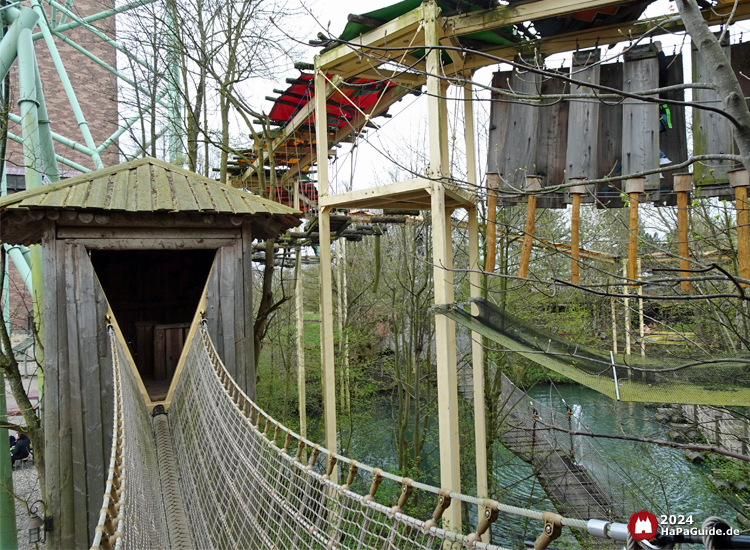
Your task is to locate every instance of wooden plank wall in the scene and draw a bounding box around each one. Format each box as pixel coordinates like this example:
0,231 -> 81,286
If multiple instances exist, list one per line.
43,239 -> 112,548
503,67 -> 542,189
535,71 -> 569,208
693,36 -> 733,186
204,222 -> 256,400
42,224 -> 256,547
565,50 -> 601,188
596,62 -> 624,208
659,53 -> 688,204
622,48 -> 660,189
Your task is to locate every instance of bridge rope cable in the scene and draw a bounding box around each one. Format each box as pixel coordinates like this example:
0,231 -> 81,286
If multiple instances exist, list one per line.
90,315 -> 738,549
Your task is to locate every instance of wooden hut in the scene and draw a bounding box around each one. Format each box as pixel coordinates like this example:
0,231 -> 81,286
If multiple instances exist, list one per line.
0,157 -> 301,547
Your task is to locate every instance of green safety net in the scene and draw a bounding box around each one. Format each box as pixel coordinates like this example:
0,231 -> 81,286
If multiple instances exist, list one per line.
439,298 -> 750,406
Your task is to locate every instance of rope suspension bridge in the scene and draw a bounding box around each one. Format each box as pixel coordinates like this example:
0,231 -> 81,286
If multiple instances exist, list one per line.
88,312 -> 747,550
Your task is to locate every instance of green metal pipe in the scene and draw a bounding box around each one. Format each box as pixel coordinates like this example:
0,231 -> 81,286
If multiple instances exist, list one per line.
29,0 -> 103,169
8,112 -> 96,156
6,132 -> 90,174
55,0 -> 76,28
34,55 -> 59,182
5,246 -> 32,295
33,0 -> 156,40
49,27 -> 169,111
17,27 -> 42,189
42,0 -> 156,78
0,7 -> 38,85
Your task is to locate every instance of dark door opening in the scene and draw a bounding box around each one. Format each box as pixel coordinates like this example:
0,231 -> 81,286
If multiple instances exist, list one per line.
91,249 -> 215,400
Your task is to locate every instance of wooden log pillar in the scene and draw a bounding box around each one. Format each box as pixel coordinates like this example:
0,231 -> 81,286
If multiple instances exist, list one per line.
729,169 -> 750,287
626,178 -> 644,285
570,179 -> 586,284
622,258 -> 631,356
425,0 -> 461,531
610,276 -> 618,355
674,173 -> 693,290
637,258 -> 645,357
518,176 -> 542,278
486,173 -> 499,273
313,65 -> 338,480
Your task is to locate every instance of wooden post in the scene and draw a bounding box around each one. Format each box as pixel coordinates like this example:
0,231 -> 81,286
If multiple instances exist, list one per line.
622,259 -> 631,356
570,179 -> 586,284
518,176 -> 542,278
466,80 -> 488,542
425,0 -> 461,531
610,276 -> 618,355
730,169 -> 750,287
486,173 -> 499,273
674,174 -> 693,290
294,181 -> 307,444
313,64 -> 338,481
637,258 -> 645,357
626,178 -> 644,286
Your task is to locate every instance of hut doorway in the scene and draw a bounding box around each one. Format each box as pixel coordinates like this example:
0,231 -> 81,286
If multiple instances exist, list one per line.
90,249 -> 216,400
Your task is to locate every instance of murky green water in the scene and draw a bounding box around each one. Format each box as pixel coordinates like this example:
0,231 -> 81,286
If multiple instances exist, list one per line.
341,385 -> 737,549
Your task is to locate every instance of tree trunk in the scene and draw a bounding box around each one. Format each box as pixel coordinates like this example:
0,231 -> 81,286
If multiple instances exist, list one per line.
677,0 -> 750,170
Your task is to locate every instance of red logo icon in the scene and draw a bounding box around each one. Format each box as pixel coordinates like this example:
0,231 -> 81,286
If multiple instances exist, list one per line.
628,510 -> 658,541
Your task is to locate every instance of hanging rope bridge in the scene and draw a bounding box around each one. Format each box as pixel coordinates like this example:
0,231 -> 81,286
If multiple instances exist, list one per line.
439,298 -> 750,406
88,314 -> 746,550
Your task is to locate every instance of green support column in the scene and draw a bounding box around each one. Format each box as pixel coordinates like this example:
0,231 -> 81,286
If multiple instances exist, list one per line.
17,26 -> 45,400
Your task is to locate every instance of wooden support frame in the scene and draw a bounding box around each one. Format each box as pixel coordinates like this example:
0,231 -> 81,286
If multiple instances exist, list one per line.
569,179 -> 586,284
674,173 -> 693,290
466,81 -> 488,540
518,176 -> 541,278
730,169 -> 750,287
626,178 -> 644,286
314,66 -> 339,482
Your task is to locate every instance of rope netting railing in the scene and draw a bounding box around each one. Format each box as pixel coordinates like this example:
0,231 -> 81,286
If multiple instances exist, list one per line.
90,325 -> 170,550
497,372 -> 659,520
167,321 -> 526,549
90,314 -> 748,549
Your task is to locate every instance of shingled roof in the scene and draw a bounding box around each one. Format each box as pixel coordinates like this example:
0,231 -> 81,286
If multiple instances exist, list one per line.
0,157 -> 302,245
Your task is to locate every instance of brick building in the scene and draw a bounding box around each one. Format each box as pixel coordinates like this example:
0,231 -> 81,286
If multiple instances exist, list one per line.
3,0 -> 118,340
